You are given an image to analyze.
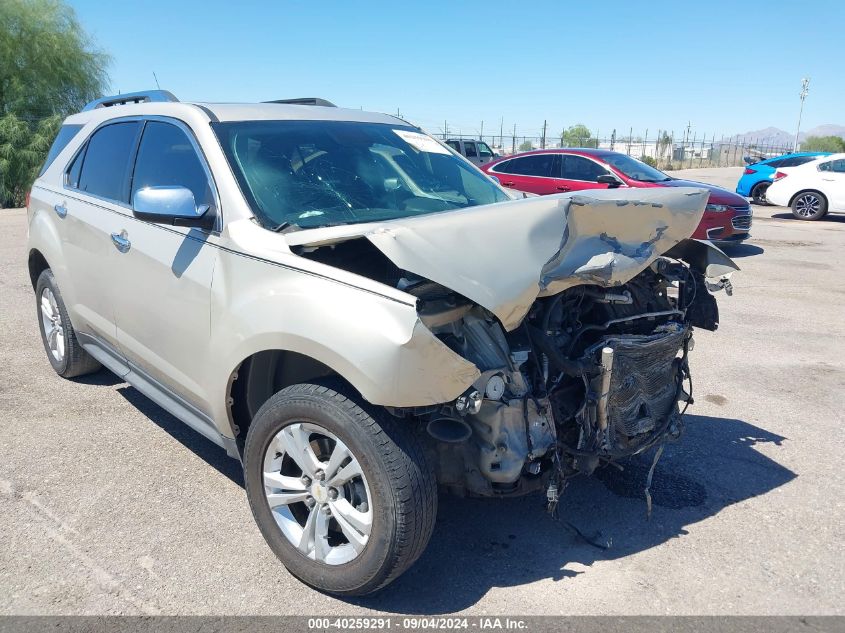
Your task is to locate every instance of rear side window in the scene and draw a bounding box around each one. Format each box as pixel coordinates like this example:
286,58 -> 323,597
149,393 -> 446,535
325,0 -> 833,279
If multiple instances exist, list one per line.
831,159 -> 845,173
780,156 -> 816,167
764,158 -> 784,169
492,159 -> 512,173
77,122 -> 142,203
464,142 -> 477,158
39,124 -> 83,176
505,154 -> 557,177
131,121 -> 213,208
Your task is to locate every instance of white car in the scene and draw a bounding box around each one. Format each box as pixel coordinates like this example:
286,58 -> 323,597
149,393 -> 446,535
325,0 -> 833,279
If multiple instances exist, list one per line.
765,152 -> 845,220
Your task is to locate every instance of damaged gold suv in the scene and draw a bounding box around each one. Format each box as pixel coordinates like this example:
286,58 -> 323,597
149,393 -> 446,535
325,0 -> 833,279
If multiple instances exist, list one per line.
27,91 -> 738,595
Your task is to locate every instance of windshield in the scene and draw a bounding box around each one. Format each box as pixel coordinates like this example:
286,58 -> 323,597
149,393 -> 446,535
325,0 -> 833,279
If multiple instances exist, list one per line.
212,120 -> 509,230
600,153 -> 671,183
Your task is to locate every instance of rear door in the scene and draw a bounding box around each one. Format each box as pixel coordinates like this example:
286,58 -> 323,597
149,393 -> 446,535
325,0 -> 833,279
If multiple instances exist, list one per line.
557,154 -> 615,192
59,120 -> 143,350
489,153 -> 561,194
110,118 -> 220,410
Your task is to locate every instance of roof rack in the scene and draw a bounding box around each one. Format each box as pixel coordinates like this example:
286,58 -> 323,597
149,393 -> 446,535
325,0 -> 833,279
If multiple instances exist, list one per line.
82,90 -> 179,111
263,98 -> 337,107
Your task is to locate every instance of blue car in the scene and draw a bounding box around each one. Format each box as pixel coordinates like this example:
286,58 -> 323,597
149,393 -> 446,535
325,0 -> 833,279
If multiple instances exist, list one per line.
737,152 -> 830,204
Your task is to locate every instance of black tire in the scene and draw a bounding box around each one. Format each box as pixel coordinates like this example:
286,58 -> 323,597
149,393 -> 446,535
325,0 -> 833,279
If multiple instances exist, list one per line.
35,269 -> 101,378
791,191 -> 827,220
750,181 -> 770,205
244,382 -> 437,596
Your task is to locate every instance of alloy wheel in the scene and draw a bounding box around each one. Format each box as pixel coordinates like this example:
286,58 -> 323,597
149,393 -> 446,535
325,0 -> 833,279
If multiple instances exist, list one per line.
794,194 -> 821,218
262,422 -> 373,565
40,287 -> 65,363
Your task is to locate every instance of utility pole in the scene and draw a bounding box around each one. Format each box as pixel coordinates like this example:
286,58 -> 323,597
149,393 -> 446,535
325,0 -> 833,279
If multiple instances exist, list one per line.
499,117 -> 504,151
512,123 -> 516,154
541,120 -> 547,149
480,120 -> 484,141
794,77 -> 810,151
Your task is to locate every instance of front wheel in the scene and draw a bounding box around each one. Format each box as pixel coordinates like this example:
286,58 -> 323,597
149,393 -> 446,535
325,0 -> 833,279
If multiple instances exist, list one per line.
750,181 -> 770,205
791,191 -> 827,220
244,383 -> 437,596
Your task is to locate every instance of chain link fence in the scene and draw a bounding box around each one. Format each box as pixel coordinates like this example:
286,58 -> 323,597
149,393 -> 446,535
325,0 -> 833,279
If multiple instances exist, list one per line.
432,129 -> 793,170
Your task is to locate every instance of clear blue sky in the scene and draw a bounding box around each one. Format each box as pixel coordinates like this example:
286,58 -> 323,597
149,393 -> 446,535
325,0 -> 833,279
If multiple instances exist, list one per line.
69,0 -> 844,140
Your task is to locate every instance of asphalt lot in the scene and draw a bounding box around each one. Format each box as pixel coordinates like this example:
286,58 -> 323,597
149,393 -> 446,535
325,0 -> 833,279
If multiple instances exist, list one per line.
1,166 -> 844,615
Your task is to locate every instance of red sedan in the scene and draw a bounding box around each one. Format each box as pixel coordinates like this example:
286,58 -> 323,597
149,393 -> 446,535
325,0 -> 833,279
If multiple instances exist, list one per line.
481,149 -> 751,243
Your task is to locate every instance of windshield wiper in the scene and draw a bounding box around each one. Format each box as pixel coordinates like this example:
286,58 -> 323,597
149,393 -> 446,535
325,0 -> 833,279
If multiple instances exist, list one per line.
270,221 -> 301,234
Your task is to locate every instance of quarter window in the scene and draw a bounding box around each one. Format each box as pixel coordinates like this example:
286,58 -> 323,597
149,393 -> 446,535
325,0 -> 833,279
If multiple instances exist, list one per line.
560,155 -> 609,182
131,121 -> 213,208
76,122 -> 142,203
40,124 -> 83,176
446,140 -> 461,152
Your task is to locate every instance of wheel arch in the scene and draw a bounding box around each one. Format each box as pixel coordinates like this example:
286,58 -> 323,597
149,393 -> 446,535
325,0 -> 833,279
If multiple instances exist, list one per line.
28,248 -> 51,290
225,348 -> 358,455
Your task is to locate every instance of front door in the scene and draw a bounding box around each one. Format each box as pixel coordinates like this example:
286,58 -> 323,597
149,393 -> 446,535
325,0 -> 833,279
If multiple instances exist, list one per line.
111,119 -> 219,410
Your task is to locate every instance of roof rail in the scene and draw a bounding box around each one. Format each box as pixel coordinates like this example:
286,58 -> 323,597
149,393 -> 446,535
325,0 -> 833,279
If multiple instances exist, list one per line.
82,90 -> 179,111
263,98 -> 337,107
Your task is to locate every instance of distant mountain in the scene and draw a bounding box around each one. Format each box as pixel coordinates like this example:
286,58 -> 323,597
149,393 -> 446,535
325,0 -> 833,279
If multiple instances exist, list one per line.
734,124 -> 845,146
803,124 -> 845,140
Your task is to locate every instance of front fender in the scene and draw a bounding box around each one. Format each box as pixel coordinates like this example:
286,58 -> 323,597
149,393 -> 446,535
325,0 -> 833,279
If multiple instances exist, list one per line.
207,248 -> 480,432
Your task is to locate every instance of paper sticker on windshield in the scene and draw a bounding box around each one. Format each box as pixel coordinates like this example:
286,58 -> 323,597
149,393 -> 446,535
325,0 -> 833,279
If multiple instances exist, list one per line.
393,129 -> 450,155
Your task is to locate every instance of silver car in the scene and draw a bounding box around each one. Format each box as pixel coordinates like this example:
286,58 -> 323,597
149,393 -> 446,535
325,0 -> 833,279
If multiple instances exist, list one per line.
26,90 -> 737,595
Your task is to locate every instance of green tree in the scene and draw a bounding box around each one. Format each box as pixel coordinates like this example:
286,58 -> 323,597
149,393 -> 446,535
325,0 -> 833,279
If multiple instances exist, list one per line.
518,140 -> 534,151
0,0 -> 109,207
561,124 -> 598,148
801,135 -> 845,153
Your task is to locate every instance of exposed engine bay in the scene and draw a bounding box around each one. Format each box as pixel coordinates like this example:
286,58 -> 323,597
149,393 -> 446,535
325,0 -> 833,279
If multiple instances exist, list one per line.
404,251 -> 730,504
296,232 -> 735,505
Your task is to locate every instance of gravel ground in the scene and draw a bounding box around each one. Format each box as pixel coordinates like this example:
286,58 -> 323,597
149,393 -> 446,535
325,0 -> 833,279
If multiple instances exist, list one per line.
1,167 -> 843,615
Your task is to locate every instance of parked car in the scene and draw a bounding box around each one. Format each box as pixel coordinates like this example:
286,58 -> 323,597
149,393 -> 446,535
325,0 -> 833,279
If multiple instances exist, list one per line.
765,153 -> 845,220
736,152 -> 830,205
482,149 -> 752,244
28,90 -> 737,595
445,137 -> 497,165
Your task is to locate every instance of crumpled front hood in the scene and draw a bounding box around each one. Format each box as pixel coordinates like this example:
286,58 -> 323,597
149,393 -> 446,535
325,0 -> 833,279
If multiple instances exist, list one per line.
285,187 -> 711,331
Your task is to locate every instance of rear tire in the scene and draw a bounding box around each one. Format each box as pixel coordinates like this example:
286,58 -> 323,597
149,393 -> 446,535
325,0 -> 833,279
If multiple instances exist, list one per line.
750,181 -> 770,205
791,191 -> 827,220
35,269 -> 101,378
244,382 -> 437,596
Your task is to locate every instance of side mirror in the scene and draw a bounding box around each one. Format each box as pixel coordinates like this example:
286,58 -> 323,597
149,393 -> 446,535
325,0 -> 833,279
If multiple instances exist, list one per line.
133,186 -> 214,229
597,174 -> 622,188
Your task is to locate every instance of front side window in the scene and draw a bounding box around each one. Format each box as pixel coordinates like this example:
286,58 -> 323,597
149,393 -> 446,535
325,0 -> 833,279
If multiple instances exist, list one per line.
599,153 -> 671,183
478,142 -> 494,159
76,121 -> 142,203
131,121 -> 213,208
212,121 -> 509,230
560,155 -> 609,182
464,142 -> 477,158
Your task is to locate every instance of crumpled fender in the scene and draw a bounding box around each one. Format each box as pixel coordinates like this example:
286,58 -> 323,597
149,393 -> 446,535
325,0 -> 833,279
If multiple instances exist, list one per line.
663,238 -> 741,278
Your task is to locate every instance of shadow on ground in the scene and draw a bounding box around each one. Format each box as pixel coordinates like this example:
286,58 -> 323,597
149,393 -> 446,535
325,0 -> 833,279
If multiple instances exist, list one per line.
771,212 -> 845,224
719,243 -> 764,258
111,381 -> 795,613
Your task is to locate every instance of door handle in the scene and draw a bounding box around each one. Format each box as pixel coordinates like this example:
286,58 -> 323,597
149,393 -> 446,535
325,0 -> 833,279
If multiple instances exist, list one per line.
110,230 -> 131,253
53,202 -> 67,218
501,181 -> 515,186
556,186 -> 571,191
